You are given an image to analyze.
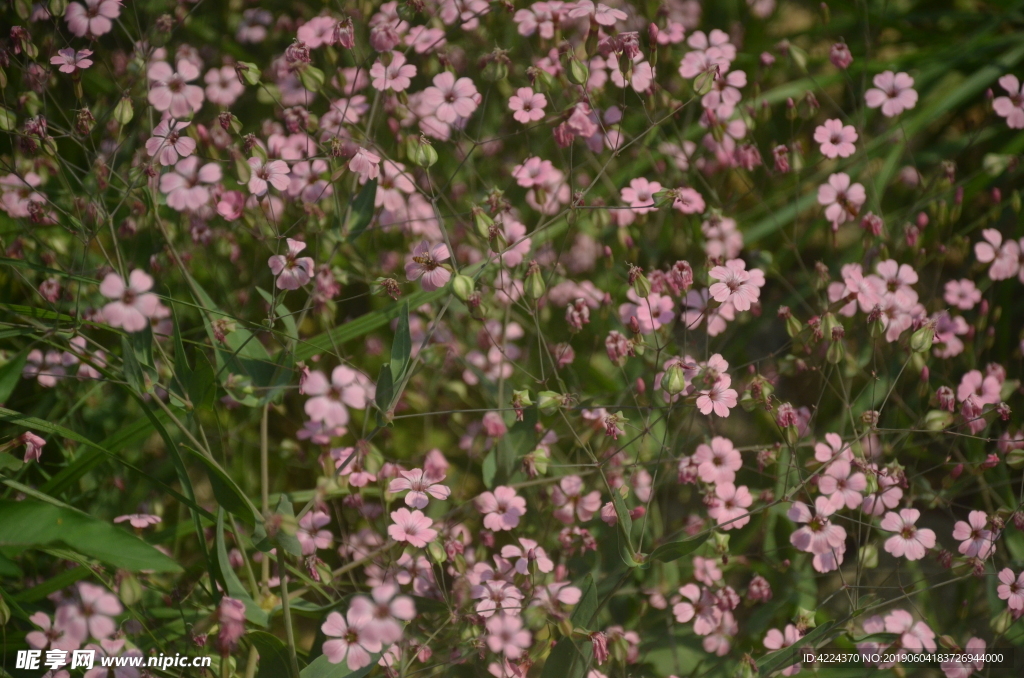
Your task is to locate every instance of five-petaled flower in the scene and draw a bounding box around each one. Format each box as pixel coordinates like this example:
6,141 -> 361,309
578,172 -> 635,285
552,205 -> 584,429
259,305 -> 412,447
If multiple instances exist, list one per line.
50,48 -> 94,74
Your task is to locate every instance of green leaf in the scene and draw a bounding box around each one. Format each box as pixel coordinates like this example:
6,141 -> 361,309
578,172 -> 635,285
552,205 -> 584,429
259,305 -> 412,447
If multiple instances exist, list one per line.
217,510 -> 268,626
121,336 -> 148,394
374,364 -> 394,425
496,409 -> 536,485
570,574 -> 598,629
648,534 -> 709,564
256,287 -> 298,342
0,499 -> 181,572
481,450 -> 497,490
610,490 -> 636,565
300,653 -> 380,678
540,637 -> 591,678
184,446 -> 259,526
189,350 -> 217,413
0,452 -> 23,472
756,618 -> 846,676
344,179 -> 378,242
254,496 -> 303,557
390,302 -> 411,384
248,631 -> 292,678
0,347 -> 29,404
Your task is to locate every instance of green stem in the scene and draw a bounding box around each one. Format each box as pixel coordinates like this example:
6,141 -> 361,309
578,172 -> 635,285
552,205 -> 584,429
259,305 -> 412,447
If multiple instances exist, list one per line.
277,550 -> 301,678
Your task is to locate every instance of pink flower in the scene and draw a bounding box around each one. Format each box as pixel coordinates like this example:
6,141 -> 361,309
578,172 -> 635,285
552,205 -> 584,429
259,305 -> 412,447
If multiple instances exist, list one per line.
160,156 -> 221,212
707,483 -> 752,529
421,71 -> 480,123
974,229 -> 1021,280
23,350 -> 67,387
349,147 -> 382,182
941,637 -> 986,678
145,120 -> 196,166
817,172 -> 866,227
297,510 -> 333,555
861,467 -> 904,516
388,468 -> 451,508
788,497 -> 847,573
485,614 -> 532,659
388,508 -> 437,548
147,60 -> 205,118
474,581 -> 524,617
99,270 -> 163,333
348,584 -> 415,644
76,582 -> 123,639
508,87 -> 547,123
881,508 -> 935,561
247,158 -> 291,196
303,366 -> 375,427
944,279 -> 981,310
694,436 -> 741,485
568,0 -> 627,26
618,290 -> 674,334
814,432 -> 852,463
370,52 -> 417,92
817,459 -> 867,510
205,66 -> 245,106
708,259 -> 765,312
884,609 -> 936,653
322,609 -> 383,671
19,431 -> 46,463
476,486 -> 527,531
813,118 -> 858,158
551,475 -> 602,524
672,187 -> 706,214
65,0 -> 121,38
27,609 -> 87,653
763,625 -> 803,676
501,538 -> 554,574
696,374 -> 738,417
864,71 -> 918,117
50,48 -> 93,74
952,510 -> 995,559
998,568 -> 1024,610
620,178 -> 662,214
512,156 -> 559,188
297,16 -> 340,49
672,584 -> 722,635
994,74 -> 1024,129
405,240 -> 451,291
957,370 -> 1001,405
268,238 -> 315,290
114,514 -> 162,529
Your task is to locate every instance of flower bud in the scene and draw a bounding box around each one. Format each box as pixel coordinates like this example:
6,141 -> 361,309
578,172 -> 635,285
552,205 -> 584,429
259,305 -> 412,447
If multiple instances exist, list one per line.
663,364 -> 686,395
113,96 -> 134,126
568,56 -> 589,86
406,135 -> 438,167
694,66 -> 717,95
629,264 -> 650,298
428,539 -> 447,563
525,260 -> 545,300
537,391 -> 563,415
829,42 -> 853,69
451,274 -> 474,301
48,0 -> 68,19
472,206 -> 494,239
910,322 -> 935,353
826,337 -> 845,364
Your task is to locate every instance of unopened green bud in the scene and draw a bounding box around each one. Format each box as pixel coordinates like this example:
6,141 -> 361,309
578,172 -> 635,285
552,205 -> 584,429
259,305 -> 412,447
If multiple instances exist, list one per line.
298,65 -> 325,92
910,323 -> 935,353
629,265 -> 650,298
568,56 -> 589,86
795,607 -> 817,631
482,57 -> 508,83
826,338 -> 845,364
663,364 -> 686,395
119,573 -> 143,606
712,531 -> 730,555
238,62 -> 261,86
526,447 -> 550,475
859,544 -> 878,569
472,206 -> 494,239
786,315 -> 802,338
48,0 -> 68,18
428,540 -> 447,563
0,594 -> 10,626
452,274 -> 475,301
407,135 -> 438,167
512,389 -> 533,408
924,409 -> 954,432
538,391 -> 563,415
694,67 -> 717,96
525,261 -> 545,300
113,96 -> 134,126
820,312 -> 839,340
1012,190 -> 1022,213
